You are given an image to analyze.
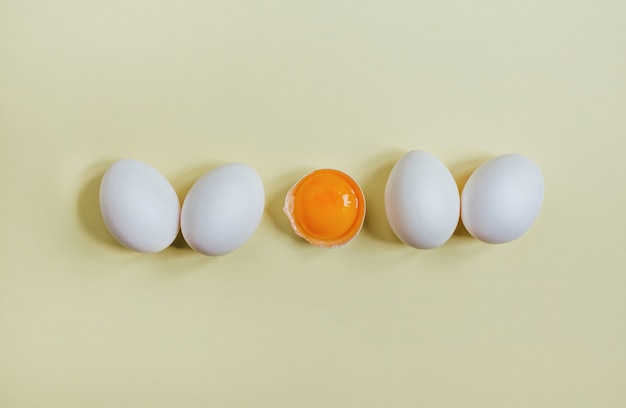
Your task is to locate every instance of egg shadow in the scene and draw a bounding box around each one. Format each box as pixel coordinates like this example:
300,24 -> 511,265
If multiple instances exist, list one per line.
266,169 -> 312,245
77,161 -> 120,248
447,154 -> 493,239
360,150 -> 405,244
169,230 -> 190,250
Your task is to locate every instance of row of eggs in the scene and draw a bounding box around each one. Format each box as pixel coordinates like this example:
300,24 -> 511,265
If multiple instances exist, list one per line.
99,151 -> 544,255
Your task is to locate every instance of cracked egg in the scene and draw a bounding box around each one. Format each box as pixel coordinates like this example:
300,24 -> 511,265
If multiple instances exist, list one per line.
283,169 -> 366,248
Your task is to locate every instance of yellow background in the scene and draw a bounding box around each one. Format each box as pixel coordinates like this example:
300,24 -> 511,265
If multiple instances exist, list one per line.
2,0 -> 625,406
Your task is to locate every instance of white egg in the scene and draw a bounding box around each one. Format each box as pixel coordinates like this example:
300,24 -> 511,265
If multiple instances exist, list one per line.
99,159 -> 180,253
181,163 -> 265,256
385,150 -> 460,249
461,154 -> 544,244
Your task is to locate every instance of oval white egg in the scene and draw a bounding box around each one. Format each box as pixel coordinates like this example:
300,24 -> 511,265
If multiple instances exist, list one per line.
461,154 -> 544,244
384,150 -> 460,249
100,159 -> 180,253
181,163 -> 265,256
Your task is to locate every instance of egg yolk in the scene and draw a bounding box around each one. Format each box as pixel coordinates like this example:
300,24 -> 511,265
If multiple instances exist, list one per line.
290,169 -> 365,246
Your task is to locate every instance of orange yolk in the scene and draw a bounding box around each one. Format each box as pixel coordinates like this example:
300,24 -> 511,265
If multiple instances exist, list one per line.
289,169 -> 365,246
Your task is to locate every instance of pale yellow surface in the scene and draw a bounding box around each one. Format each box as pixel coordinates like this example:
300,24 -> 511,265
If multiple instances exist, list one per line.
2,0 -> 626,406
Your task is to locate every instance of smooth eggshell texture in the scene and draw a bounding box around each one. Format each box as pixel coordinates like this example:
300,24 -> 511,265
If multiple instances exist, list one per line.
461,154 -> 544,244
385,150 -> 461,249
99,159 -> 181,253
181,163 -> 265,256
